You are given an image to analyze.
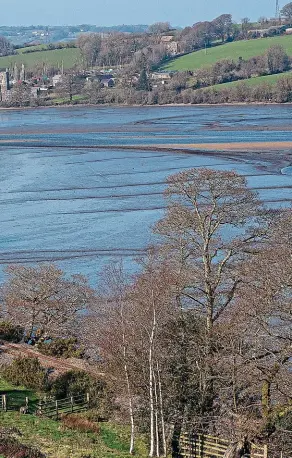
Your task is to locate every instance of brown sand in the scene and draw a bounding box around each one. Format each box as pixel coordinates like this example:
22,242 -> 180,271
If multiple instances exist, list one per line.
147,142 -> 292,151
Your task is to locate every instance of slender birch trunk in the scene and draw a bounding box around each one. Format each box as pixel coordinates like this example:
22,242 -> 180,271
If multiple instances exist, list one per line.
149,289 -> 157,457
149,339 -> 155,457
157,361 -> 167,457
120,296 -> 135,454
153,367 -> 160,457
122,329 -> 135,454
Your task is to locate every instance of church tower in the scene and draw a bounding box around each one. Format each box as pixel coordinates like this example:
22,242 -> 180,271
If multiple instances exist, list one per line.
0,69 -> 10,102
20,64 -> 25,82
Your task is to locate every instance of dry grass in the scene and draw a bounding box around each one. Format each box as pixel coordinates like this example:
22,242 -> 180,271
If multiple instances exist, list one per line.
61,414 -> 100,434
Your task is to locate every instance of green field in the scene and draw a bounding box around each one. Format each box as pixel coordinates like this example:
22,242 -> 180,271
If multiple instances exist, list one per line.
0,47 -> 81,70
0,377 -> 39,413
163,35 -> 292,71
0,412 -> 148,458
211,71 -> 292,89
0,378 -> 148,458
17,44 -> 52,53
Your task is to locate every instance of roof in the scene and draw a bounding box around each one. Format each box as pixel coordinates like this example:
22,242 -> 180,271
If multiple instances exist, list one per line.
100,77 -> 114,82
161,35 -> 173,42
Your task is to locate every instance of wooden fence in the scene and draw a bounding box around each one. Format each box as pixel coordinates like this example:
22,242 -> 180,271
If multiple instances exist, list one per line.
0,394 -> 35,413
179,432 -> 229,458
251,443 -> 268,458
178,432 -> 268,458
1,392 -> 90,419
36,393 -> 90,419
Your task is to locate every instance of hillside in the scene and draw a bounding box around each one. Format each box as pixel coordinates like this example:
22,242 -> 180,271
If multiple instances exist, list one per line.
163,35 -> 292,71
0,47 -> 81,71
211,71 -> 292,89
0,376 -> 148,458
0,340 -> 102,378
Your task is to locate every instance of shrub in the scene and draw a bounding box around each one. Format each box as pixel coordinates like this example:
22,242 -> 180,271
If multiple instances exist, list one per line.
51,370 -> 91,399
82,408 -> 110,423
1,357 -> 47,390
61,413 -> 100,433
0,321 -> 24,343
0,429 -> 45,458
37,338 -> 85,359
0,439 -> 45,458
50,370 -> 110,410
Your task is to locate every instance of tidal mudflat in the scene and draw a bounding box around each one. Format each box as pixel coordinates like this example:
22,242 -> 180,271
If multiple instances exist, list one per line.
0,105 -> 291,281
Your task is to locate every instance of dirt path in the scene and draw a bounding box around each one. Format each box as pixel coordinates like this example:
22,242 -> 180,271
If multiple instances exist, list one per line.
0,341 -> 103,377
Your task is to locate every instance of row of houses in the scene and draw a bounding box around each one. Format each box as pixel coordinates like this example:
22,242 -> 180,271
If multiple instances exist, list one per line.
51,73 -> 115,87
0,67 -> 117,102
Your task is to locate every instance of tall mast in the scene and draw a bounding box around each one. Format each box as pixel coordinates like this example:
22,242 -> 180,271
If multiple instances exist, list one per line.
275,0 -> 280,20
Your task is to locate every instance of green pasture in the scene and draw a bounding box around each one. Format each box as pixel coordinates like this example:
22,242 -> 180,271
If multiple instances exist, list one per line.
211,71 -> 292,89
0,47 -> 81,70
163,35 -> 292,71
0,377 -> 148,457
0,411 -> 148,458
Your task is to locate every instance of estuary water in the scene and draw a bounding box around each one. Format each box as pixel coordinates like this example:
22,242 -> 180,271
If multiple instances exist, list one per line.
0,105 -> 291,281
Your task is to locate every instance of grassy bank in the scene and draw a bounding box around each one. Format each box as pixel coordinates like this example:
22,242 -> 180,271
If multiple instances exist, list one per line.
163,35 -> 292,71
0,47 -> 81,71
0,412 -> 148,458
211,71 -> 292,89
0,378 -> 148,458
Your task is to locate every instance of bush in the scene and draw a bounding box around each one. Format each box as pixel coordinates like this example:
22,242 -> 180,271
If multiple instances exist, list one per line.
37,338 -> 85,359
1,357 -> 47,390
0,429 -> 45,458
0,321 -> 24,343
61,413 -> 100,433
50,370 -> 110,411
0,439 -> 45,458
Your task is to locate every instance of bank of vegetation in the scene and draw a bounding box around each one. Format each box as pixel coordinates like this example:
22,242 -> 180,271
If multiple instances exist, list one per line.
0,169 -> 291,457
1,4 -> 292,106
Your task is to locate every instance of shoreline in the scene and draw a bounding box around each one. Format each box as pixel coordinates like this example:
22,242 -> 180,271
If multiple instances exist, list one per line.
0,104 -> 291,176
1,101 -> 292,111
0,140 -> 290,175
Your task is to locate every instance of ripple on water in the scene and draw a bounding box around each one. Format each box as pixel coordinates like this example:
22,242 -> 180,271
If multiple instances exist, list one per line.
281,166 -> 292,175
0,106 -> 292,283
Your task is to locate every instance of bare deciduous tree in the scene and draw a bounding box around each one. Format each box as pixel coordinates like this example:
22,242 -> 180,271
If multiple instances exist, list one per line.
155,168 -> 266,331
154,168 -> 269,414
2,264 -> 92,341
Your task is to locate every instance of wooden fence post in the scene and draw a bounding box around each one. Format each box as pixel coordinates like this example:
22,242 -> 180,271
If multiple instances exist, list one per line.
71,396 -> 74,413
263,444 -> 268,458
200,434 -> 204,458
86,392 -> 90,406
25,396 -> 29,411
2,394 -> 7,412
